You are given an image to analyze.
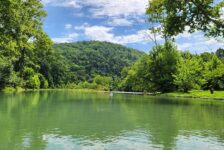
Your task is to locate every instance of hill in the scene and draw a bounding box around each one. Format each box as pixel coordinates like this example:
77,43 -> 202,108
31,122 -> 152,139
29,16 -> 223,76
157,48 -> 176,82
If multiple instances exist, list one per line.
53,41 -> 145,83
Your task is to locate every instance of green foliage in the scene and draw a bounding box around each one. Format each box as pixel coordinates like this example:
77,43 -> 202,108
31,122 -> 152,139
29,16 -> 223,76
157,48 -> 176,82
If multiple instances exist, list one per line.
202,55 -> 224,90
146,0 -> 224,38
216,48 -> 224,63
23,67 -> 35,80
53,41 -> 144,83
0,57 -> 13,88
120,55 -> 151,92
173,53 -> 205,92
38,74 -> 49,89
216,48 -> 224,58
164,90 -> 224,99
0,0 -> 46,72
26,74 -> 40,89
148,42 -> 180,92
0,0 -> 70,90
0,0 -> 223,94
93,75 -> 112,87
120,42 -> 180,93
120,43 -> 224,94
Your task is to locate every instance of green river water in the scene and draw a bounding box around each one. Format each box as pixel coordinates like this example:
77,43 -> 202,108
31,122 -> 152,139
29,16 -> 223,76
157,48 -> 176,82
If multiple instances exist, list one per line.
0,90 -> 223,150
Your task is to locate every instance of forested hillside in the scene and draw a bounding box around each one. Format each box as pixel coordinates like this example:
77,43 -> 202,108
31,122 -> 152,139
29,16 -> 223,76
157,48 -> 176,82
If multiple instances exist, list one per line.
54,41 -> 144,83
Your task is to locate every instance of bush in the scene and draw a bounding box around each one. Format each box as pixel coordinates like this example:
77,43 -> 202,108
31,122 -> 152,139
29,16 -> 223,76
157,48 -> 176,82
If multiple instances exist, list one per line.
93,75 -> 112,86
23,67 -> 35,80
26,74 -> 40,89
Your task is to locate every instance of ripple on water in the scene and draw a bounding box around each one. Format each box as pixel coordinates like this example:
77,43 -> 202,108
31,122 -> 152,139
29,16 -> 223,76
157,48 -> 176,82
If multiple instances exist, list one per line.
41,129 -> 165,150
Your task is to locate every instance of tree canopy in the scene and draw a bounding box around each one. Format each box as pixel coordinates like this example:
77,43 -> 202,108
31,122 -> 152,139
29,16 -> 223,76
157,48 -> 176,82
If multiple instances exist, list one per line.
146,0 -> 224,38
53,41 -> 144,83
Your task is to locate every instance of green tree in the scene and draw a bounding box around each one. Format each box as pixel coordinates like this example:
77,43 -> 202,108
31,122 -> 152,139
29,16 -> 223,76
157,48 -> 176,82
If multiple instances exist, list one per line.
0,57 -> 13,88
202,55 -> 224,93
147,0 -> 224,38
54,41 -> 144,83
93,75 -> 112,87
26,74 -> 40,89
0,0 -> 56,89
173,53 -> 205,92
149,42 -> 180,93
120,55 -> 151,92
216,48 -> 224,63
0,0 -> 46,71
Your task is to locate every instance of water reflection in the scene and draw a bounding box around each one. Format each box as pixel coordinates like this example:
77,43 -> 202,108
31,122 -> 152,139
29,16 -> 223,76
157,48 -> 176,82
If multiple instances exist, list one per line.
0,91 -> 223,150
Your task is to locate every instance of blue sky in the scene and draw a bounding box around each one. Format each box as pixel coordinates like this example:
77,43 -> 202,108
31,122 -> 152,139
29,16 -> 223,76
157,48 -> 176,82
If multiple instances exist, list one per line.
42,0 -> 223,53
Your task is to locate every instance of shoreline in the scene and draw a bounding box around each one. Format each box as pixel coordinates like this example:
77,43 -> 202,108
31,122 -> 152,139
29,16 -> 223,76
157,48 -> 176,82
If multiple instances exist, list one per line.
1,88 -> 224,100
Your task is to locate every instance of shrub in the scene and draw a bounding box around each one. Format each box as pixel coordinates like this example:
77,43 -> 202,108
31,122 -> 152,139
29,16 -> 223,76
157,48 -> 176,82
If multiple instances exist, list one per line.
26,74 -> 40,89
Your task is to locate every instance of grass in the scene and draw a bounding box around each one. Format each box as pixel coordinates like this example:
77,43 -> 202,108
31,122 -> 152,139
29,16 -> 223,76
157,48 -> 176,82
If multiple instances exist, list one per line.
163,90 -> 224,100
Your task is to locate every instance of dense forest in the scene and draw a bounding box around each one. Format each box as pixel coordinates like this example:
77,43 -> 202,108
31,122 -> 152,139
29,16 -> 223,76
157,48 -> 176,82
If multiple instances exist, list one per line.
0,0 -> 224,94
54,41 -> 144,83
0,39 -> 143,90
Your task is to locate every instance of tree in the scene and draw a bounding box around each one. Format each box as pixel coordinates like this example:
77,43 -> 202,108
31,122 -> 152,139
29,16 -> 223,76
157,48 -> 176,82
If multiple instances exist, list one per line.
0,0 -> 64,89
216,48 -> 224,63
149,42 -> 180,93
0,0 -> 46,71
146,0 -> 224,38
173,53 -> 205,92
120,55 -> 152,92
202,54 -> 224,93
93,75 -> 112,87
54,41 -> 144,83
0,57 -> 13,88
33,32 -> 55,87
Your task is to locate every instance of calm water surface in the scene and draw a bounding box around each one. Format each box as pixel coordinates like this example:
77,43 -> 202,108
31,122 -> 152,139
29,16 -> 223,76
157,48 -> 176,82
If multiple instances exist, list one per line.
0,90 -> 223,150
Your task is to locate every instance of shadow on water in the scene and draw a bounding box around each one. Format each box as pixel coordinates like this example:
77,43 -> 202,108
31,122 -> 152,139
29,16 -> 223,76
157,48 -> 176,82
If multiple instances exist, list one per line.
0,90 -> 223,149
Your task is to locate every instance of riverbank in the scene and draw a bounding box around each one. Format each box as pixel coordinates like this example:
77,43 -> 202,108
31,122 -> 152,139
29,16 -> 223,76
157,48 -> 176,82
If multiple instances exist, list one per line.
1,87 -> 224,100
161,90 -> 224,100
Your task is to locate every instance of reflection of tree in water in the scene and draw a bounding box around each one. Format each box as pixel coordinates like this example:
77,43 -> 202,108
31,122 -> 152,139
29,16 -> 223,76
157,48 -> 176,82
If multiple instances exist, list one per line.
0,92 -> 223,149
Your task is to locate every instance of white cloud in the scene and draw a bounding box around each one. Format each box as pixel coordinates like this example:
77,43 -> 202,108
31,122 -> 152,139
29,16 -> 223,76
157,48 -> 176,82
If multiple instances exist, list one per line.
177,35 -> 224,53
84,26 -> 117,43
65,24 -> 72,29
83,25 -> 162,44
42,0 -> 81,8
74,23 -> 90,30
108,18 -> 133,26
86,0 -> 148,18
177,43 -> 192,50
42,0 -> 148,23
52,33 -> 78,43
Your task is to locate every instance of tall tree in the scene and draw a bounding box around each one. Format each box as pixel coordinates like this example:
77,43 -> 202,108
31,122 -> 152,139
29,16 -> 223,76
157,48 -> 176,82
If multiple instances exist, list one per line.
149,42 -> 180,93
0,0 -> 46,73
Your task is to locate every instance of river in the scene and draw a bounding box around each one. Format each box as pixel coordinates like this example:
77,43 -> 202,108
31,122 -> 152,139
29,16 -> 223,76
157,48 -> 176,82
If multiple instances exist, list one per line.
0,90 -> 223,150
